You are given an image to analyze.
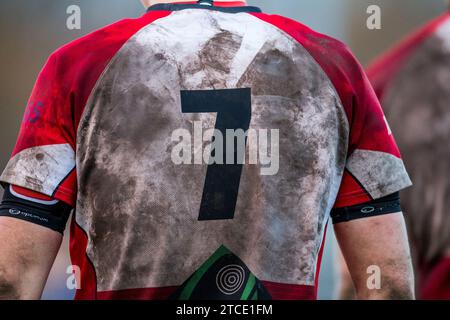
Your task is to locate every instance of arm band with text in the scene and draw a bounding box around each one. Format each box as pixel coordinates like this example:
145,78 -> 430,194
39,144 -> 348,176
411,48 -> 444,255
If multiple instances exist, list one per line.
0,184 -> 72,234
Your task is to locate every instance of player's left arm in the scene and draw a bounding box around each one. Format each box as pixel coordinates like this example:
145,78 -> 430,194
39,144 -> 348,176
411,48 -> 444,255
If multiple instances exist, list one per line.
326,39 -> 415,300
334,210 -> 415,300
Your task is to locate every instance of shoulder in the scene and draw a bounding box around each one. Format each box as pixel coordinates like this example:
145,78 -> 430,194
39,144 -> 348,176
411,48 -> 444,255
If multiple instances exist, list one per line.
37,11 -> 173,104
251,13 -> 366,117
251,13 -> 360,74
31,11 -> 173,127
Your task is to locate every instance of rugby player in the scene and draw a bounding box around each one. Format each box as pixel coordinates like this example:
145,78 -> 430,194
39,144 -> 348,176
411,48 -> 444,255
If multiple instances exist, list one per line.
0,0 -> 414,300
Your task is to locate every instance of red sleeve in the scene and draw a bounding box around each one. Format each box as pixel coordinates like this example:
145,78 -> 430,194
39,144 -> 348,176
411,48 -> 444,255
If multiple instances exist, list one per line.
252,13 -> 412,208
327,46 -> 412,208
0,52 -> 77,206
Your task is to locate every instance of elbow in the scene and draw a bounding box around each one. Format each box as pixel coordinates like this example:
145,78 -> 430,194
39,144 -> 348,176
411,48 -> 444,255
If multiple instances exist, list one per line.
365,285 -> 414,300
380,277 -> 415,300
357,275 -> 415,300
380,265 -> 416,300
0,267 -> 21,300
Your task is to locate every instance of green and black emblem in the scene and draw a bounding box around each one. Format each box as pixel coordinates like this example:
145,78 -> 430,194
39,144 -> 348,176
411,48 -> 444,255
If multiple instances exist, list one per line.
170,246 -> 271,300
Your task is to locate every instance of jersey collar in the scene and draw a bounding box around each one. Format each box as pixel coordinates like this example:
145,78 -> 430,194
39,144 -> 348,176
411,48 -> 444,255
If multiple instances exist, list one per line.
147,1 -> 261,13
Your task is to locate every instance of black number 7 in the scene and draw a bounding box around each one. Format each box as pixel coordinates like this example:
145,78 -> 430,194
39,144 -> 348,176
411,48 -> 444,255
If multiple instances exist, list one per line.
181,88 -> 252,221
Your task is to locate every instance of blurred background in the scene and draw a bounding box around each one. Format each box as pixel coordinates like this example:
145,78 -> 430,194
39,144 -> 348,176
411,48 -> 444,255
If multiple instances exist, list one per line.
0,0 -> 447,300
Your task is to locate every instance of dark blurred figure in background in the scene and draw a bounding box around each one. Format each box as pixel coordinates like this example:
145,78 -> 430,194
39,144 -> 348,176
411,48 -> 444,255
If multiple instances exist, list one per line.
367,9 -> 450,300
339,5 -> 450,300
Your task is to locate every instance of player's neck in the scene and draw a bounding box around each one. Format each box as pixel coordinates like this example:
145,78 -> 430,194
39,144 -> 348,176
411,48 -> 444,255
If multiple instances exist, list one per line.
146,0 -> 247,7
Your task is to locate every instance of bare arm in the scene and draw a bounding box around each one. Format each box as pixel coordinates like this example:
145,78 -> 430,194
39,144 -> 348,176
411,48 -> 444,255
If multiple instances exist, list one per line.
0,217 -> 62,299
334,212 -> 415,300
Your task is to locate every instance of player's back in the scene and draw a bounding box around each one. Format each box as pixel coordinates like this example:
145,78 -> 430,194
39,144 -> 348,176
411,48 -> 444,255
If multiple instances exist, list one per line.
1,2 -> 411,300
77,3 -> 348,299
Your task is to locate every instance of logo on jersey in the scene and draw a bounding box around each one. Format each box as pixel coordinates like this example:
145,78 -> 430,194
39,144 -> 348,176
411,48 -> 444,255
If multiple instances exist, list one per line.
170,245 -> 272,300
216,264 -> 246,295
24,101 -> 45,124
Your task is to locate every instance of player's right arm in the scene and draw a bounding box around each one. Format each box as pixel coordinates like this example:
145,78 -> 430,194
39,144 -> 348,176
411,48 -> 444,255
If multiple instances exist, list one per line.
0,217 -> 62,299
0,185 -> 73,299
334,209 -> 414,300
0,51 -> 77,299
321,35 -> 415,299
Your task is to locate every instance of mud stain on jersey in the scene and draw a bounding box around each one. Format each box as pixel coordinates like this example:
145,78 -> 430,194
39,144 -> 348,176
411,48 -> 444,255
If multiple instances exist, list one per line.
0,144 -> 75,196
237,43 -> 304,99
